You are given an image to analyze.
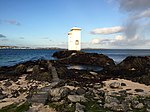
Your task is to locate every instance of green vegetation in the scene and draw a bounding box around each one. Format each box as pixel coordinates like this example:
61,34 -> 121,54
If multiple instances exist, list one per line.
82,100 -> 109,112
0,102 -> 31,112
48,102 -> 75,112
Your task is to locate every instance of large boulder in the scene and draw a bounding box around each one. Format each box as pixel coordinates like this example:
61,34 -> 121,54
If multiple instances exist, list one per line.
118,56 -> 150,70
52,50 -> 81,59
15,64 -> 27,75
53,50 -> 115,67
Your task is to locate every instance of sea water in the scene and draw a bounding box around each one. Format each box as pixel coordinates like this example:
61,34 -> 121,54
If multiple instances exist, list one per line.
0,49 -> 149,67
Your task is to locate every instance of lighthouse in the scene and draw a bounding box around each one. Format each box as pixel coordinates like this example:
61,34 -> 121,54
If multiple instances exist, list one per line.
68,27 -> 81,51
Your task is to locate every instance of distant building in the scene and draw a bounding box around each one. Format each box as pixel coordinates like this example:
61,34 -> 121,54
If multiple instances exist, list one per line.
68,27 -> 81,51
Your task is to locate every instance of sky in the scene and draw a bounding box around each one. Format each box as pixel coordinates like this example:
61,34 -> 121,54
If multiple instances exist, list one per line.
0,0 -> 150,49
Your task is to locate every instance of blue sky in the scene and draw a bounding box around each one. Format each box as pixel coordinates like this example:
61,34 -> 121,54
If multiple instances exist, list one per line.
0,0 -> 150,48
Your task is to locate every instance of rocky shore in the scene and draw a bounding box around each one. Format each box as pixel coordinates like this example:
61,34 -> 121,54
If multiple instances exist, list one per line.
0,50 -> 149,112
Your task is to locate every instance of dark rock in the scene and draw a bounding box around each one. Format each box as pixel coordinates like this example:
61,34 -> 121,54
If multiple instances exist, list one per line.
93,83 -> 102,89
134,89 -> 144,92
144,100 -> 150,108
118,90 -> 127,97
52,50 -> 81,59
0,87 -> 7,100
40,72 -> 52,82
32,65 -> 40,75
0,94 -> 7,100
53,50 -> 115,67
15,64 -> 27,75
26,63 -> 52,82
126,89 -> 132,91
76,88 -> 86,95
18,87 -> 27,93
4,80 -> 12,87
97,90 -> 105,97
11,90 -> 19,98
70,89 -> 77,95
121,83 -> 126,86
118,56 -> 150,70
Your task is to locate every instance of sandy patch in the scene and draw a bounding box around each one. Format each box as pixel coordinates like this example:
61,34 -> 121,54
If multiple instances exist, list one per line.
101,78 -> 150,96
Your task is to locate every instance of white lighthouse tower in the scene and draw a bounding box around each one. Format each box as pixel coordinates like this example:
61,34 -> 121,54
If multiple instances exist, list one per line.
68,27 -> 81,51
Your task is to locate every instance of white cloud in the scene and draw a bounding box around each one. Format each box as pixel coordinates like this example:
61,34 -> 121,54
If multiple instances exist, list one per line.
91,38 -> 101,44
91,26 -> 124,35
91,35 -> 150,48
91,38 -> 114,45
115,35 -> 125,40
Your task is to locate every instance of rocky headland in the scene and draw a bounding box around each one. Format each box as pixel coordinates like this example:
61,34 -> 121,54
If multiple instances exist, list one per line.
0,50 -> 149,112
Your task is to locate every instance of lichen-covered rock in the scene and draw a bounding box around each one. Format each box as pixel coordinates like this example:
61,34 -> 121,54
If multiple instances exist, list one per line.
134,103 -> 144,109
68,95 -> 87,103
104,102 -> 123,111
49,87 -> 70,101
15,64 -> 27,75
105,96 -> 120,104
75,103 -> 85,112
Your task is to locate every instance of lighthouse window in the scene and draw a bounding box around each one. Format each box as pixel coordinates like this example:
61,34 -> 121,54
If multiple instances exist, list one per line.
75,40 -> 79,45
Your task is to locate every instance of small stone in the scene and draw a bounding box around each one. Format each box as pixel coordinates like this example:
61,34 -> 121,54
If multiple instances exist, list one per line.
134,103 -> 144,109
121,83 -> 126,86
126,89 -> 131,91
90,71 -> 98,75
104,102 -> 123,111
4,81 -> 12,87
94,83 -> 102,89
146,108 -> 150,112
75,103 -> 85,112
118,90 -> 127,97
76,88 -> 86,95
27,68 -> 33,73
11,90 -> 19,98
68,95 -> 87,103
134,89 -> 144,92
97,90 -> 105,97
97,100 -> 103,104
109,82 -> 120,88
105,96 -> 120,104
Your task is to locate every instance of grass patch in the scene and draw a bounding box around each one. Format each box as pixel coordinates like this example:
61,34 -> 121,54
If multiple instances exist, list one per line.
48,102 -> 75,112
0,102 -> 31,112
15,102 -> 31,112
0,104 -> 17,112
82,100 -> 109,112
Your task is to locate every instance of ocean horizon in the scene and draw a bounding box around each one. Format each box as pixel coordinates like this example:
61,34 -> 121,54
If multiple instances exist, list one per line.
0,49 -> 150,67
